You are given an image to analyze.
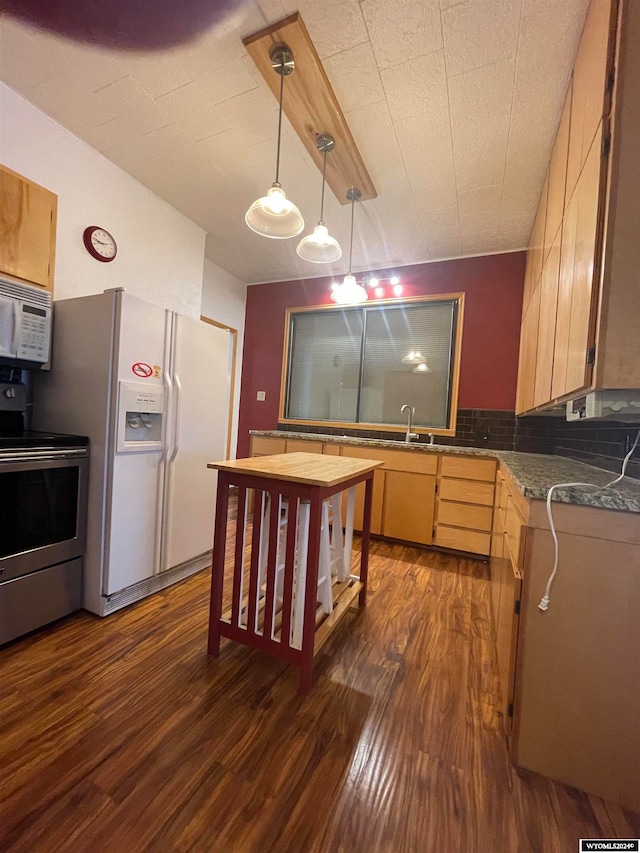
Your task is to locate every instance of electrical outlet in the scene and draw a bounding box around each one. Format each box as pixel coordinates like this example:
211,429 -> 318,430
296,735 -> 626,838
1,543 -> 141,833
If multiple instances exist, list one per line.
256,390 -> 266,402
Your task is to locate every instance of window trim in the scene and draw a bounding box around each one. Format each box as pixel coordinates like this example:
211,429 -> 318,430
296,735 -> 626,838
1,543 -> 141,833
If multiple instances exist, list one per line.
278,292 -> 465,436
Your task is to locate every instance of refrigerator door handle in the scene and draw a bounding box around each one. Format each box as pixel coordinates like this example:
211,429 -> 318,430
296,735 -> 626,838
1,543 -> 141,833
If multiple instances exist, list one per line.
155,310 -> 174,574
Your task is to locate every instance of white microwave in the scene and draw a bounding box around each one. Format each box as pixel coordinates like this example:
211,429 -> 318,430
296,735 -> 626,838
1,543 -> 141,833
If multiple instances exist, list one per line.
0,277 -> 52,370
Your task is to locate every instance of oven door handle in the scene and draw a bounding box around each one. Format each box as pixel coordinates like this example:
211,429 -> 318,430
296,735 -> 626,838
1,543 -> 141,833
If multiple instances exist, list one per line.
0,448 -> 88,462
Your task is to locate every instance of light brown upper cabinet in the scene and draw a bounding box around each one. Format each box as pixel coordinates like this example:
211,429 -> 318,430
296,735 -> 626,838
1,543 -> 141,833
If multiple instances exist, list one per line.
544,85 -> 572,258
566,0 -> 614,204
516,0 -> 640,414
0,165 -> 57,292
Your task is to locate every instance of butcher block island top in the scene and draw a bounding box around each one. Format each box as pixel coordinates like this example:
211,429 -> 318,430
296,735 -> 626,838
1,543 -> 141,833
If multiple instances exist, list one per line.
207,452 -> 383,486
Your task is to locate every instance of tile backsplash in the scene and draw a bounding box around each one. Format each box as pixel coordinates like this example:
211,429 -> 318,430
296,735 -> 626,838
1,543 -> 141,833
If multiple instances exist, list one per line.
278,409 -> 640,480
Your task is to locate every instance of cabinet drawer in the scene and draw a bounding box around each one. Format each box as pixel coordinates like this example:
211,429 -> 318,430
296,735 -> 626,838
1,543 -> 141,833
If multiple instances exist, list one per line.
436,501 -> 493,532
342,445 -> 437,475
251,436 -> 286,455
440,456 -> 496,482
439,478 -> 494,506
323,443 -> 341,456
285,439 -> 323,454
434,525 -> 491,556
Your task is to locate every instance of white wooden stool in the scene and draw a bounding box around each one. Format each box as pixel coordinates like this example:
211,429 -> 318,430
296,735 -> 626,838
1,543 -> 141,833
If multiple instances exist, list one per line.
257,493 -> 343,649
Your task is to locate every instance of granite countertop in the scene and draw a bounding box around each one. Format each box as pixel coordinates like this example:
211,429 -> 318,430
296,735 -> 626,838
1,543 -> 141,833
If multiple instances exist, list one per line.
250,430 -> 640,514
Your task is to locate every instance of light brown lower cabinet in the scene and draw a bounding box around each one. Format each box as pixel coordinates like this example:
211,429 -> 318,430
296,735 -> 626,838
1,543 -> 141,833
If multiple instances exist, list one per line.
492,464 -> 640,813
382,470 -> 435,545
490,470 -> 524,734
434,455 -> 497,556
249,439 -> 498,555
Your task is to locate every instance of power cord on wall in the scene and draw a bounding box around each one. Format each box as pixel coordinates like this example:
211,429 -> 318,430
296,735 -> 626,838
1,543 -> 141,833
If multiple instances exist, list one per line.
538,429 -> 640,612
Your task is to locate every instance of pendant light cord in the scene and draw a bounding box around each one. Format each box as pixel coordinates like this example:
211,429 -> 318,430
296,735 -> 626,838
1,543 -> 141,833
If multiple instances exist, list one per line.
274,63 -> 285,185
348,191 -> 355,275
319,149 -> 327,224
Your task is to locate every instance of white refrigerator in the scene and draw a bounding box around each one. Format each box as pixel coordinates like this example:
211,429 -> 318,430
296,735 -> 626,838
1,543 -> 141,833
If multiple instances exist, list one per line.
33,289 -> 230,616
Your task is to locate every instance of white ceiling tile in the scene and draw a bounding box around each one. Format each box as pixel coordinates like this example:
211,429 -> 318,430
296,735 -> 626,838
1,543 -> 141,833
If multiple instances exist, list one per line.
81,116 -> 147,156
362,0 -> 443,69
442,0 -> 521,78
448,57 -> 515,186
255,0 -> 288,21
516,0 -> 588,87
216,86 -> 278,146
121,53 -> 195,99
176,30 -> 247,84
498,212 -> 534,246
91,77 -> 174,135
27,76 -> 120,134
394,106 -> 453,156
204,55 -> 259,104
500,189 -> 539,225
395,108 -> 456,186
381,50 -> 448,121
45,41 -> 126,94
323,42 -> 385,113
426,225 -> 462,259
345,101 -> 404,181
156,83 -> 232,141
411,181 -> 457,211
457,183 -> 502,216
281,0 -> 369,59
418,205 -> 460,232
192,128 -> 269,176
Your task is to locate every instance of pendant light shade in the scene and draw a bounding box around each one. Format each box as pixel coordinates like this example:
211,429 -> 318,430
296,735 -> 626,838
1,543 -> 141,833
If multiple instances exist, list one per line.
245,183 -> 304,238
245,45 -> 304,239
330,187 -> 367,305
297,133 -> 342,263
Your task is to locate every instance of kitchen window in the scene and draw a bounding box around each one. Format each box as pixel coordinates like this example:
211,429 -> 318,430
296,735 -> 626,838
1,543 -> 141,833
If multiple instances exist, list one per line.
281,294 -> 464,435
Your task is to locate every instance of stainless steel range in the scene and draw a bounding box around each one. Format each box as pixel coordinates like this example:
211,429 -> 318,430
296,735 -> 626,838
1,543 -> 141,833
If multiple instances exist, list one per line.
0,381 -> 88,644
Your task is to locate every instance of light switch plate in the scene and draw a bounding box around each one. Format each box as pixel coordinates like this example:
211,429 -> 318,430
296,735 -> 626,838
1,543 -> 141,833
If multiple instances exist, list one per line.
256,390 -> 266,401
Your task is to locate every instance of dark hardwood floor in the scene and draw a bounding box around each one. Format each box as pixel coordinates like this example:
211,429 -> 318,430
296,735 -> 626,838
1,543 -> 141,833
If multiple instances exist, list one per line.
1,512 -> 638,852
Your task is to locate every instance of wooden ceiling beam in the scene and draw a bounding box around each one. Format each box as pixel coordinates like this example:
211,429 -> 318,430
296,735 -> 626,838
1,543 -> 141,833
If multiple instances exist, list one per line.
242,13 -> 377,204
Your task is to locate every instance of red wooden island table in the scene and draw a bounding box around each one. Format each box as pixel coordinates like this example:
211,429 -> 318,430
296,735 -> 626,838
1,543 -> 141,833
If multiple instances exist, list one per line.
206,452 -> 383,693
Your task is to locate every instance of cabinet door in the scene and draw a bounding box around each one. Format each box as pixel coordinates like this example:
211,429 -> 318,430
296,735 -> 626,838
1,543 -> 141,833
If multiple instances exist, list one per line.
528,179 -> 548,290
533,228 -> 561,408
382,471 -> 435,545
515,286 -> 540,414
0,165 -> 57,290
566,0 -> 614,203
544,85 -> 571,256
565,125 -> 605,395
552,186 -> 578,398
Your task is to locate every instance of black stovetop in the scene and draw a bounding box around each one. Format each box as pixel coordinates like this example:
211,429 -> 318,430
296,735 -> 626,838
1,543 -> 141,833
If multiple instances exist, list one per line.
0,429 -> 89,450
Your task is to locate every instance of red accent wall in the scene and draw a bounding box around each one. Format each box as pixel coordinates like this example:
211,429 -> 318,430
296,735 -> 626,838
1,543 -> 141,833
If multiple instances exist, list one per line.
237,252 -> 525,457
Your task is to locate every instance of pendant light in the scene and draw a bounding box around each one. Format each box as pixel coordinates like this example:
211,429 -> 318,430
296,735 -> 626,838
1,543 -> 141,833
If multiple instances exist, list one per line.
330,188 -> 368,304
245,44 -> 304,239
296,133 -> 342,263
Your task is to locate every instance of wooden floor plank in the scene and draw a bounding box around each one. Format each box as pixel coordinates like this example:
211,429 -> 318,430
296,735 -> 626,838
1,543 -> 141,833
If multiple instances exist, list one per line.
1,498 -> 638,852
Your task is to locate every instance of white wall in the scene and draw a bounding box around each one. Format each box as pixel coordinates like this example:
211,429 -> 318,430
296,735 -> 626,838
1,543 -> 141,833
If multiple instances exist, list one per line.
0,83 -> 205,317
201,254 -> 247,459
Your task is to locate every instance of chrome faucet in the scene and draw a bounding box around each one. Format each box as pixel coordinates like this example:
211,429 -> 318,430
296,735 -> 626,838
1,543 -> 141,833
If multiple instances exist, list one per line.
401,404 -> 418,442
